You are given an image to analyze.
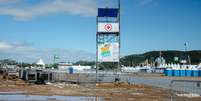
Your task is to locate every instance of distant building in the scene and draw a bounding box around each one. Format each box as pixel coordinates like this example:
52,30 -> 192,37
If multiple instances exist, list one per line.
58,62 -> 91,71
155,57 -> 166,67
58,62 -> 73,70
180,56 -> 188,64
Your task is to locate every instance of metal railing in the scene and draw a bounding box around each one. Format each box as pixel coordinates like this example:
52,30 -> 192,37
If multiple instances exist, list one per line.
169,80 -> 201,101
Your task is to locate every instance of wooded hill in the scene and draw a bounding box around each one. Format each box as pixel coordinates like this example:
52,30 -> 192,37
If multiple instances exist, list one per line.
120,50 -> 201,67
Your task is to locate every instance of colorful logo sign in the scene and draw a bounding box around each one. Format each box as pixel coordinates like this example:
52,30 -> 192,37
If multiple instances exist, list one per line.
98,43 -> 119,62
101,44 -> 111,57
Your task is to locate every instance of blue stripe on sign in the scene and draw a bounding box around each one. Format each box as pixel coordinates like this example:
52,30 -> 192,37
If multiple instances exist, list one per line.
98,8 -> 119,17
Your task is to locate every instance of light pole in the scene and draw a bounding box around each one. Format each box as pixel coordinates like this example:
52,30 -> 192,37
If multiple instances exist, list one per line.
184,42 -> 191,65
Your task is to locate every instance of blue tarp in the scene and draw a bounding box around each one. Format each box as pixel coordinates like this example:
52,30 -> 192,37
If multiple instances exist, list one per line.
98,8 -> 119,17
69,67 -> 73,74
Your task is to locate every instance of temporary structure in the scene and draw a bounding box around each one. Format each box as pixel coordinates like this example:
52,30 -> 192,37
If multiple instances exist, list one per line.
198,63 -> 201,67
36,58 -> 45,68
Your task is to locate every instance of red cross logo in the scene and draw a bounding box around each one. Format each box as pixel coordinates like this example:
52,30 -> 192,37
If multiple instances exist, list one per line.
104,24 -> 112,31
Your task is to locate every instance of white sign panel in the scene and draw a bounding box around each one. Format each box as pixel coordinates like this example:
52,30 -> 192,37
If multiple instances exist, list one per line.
98,23 -> 119,33
98,43 -> 119,62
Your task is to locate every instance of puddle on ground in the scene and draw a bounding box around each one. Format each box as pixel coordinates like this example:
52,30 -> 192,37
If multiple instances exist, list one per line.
0,91 -> 26,95
0,92 -> 104,101
176,93 -> 201,98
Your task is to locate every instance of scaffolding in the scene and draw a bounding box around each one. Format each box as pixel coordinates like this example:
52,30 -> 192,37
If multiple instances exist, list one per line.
96,0 -> 121,83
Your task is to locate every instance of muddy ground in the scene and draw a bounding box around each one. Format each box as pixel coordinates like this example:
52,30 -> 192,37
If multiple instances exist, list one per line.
0,76 -> 200,101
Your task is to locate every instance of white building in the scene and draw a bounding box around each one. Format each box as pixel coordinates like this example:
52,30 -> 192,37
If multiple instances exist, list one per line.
58,64 -> 91,71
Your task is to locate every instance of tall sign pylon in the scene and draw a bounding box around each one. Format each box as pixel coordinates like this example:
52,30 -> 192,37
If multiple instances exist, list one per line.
96,0 -> 121,82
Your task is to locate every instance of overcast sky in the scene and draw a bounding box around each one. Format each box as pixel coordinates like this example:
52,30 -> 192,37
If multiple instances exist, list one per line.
0,0 -> 201,63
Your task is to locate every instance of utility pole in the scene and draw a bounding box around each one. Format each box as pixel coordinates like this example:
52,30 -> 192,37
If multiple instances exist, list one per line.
117,0 -> 121,80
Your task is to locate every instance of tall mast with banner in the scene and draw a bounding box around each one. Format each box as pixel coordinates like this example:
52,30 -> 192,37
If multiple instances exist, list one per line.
96,0 -> 121,82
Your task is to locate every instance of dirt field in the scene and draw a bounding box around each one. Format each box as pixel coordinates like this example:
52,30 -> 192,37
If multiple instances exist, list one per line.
0,76 -> 200,101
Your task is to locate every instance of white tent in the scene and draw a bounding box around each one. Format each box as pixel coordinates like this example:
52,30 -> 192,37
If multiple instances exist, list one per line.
36,58 -> 45,68
198,63 -> 201,67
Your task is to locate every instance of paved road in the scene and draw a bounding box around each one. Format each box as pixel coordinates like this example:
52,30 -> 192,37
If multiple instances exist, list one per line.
120,76 -> 201,95
78,72 -> 201,95
86,72 -> 201,95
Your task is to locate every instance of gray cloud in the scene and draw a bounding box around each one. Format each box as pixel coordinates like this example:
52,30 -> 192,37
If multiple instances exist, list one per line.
0,0 -> 97,21
0,41 -> 34,51
0,0 -> 20,4
0,41 -> 95,63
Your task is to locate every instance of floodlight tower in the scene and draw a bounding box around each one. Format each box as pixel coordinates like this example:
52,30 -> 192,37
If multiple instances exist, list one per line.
184,42 -> 188,52
96,0 -> 121,82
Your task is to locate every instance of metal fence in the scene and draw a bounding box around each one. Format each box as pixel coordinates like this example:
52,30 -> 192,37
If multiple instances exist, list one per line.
169,80 -> 201,101
11,69 -> 201,100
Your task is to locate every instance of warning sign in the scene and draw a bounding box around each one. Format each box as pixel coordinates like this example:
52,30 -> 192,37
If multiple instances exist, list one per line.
104,24 -> 112,31
98,23 -> 119,33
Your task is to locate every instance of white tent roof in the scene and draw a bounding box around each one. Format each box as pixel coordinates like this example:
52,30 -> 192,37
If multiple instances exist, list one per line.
198,63 -> 201,67
36,58 -> 45,66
